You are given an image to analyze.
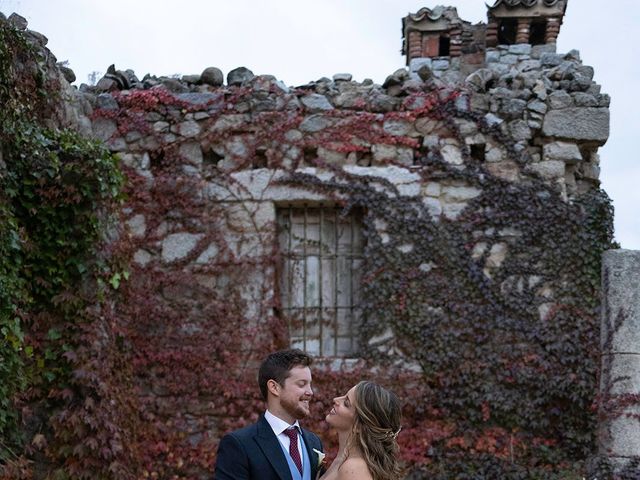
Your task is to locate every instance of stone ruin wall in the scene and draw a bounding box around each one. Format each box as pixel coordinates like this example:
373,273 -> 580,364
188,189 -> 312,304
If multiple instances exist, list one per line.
88,34 -> 608,444
3,10 -> 609,291
2,4 -> 620,466
79,37 -> 609,328
600,250 -> 640,470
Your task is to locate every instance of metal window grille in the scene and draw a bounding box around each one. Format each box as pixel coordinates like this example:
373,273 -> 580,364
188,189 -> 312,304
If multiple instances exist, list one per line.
277,206 -> 364,357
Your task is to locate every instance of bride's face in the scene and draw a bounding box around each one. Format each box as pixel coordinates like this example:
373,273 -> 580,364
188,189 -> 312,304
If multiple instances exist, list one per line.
325,385 -> 357,431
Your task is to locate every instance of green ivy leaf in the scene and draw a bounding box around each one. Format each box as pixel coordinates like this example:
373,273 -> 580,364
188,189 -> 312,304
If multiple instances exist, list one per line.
47,328 -> 62,341
109,272 -> 122,289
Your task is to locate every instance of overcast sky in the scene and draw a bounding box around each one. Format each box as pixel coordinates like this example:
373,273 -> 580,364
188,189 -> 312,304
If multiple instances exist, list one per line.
1,0 -> 638,249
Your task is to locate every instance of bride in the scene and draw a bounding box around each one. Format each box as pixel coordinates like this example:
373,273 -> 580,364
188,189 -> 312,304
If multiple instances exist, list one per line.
319,381 -> 403,480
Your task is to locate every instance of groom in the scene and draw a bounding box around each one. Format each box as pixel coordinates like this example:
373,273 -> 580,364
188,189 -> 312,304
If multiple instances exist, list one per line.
213,349 -> 324,480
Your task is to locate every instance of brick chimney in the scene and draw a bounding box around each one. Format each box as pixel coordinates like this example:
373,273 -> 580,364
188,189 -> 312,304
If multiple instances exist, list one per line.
486,0 -> 568,47
401,6 -> 466,65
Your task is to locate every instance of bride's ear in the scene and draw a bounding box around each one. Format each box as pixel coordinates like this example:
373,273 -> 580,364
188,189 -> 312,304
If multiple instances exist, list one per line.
267,379 -> 280,397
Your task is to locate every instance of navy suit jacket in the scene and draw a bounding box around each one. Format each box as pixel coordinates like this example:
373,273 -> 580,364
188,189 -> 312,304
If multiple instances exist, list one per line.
213,415 -> 324,480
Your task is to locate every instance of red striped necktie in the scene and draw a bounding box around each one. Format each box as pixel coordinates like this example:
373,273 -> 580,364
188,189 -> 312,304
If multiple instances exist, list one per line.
284,426 -> 303,474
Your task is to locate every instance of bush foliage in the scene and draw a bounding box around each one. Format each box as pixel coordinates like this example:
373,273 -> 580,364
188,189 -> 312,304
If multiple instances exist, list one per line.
0,21 -> 124,479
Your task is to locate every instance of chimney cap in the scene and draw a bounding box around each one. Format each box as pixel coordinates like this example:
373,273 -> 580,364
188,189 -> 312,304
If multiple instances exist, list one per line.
488,0 -> 562,8
487,0 -> 568,21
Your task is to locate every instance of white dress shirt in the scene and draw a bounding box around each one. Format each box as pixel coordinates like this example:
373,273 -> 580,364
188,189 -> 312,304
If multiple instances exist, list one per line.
264,409 -> 305,469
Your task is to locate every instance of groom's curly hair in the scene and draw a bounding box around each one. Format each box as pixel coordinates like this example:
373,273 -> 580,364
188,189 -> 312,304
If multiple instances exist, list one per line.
258,349 -> 313,399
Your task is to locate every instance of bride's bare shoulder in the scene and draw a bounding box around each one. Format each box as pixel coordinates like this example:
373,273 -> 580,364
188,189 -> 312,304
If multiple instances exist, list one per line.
336,457 -> 372,480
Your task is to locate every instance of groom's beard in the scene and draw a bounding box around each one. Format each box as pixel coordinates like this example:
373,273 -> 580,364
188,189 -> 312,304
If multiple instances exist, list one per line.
281,396 -> 311,420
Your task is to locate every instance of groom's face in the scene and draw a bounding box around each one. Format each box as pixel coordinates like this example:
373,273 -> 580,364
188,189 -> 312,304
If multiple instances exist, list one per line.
278,365 -> 314,420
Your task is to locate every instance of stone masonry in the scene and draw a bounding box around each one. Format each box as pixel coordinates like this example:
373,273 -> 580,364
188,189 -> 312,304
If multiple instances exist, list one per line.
4,0 -> 634,472
600,250 -> 640,470
73,0 -> 612,453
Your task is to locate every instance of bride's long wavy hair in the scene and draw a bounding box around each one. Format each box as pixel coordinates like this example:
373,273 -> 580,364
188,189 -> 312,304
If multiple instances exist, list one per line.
345,381 -> 403,480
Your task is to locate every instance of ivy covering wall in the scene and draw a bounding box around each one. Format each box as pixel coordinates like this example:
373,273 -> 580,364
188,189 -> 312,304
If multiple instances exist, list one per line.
0,21 -> 125,479
1,13 -> 636,480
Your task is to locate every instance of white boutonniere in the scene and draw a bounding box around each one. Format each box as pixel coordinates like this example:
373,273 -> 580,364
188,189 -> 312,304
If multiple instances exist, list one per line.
313,448 -> 326,467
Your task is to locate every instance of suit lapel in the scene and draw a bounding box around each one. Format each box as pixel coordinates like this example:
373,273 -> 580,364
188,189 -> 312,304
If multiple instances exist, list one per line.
254,416 -> 293,480
300,428 -> 319,480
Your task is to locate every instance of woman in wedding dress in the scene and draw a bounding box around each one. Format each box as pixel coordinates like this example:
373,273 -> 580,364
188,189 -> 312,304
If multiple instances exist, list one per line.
319,381 -> 402,480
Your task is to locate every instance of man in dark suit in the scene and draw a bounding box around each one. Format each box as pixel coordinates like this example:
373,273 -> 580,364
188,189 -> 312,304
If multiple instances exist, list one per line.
214,349 -> 324,480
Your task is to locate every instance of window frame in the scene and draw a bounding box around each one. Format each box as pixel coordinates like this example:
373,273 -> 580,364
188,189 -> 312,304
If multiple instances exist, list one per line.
275,204 -> 365,358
